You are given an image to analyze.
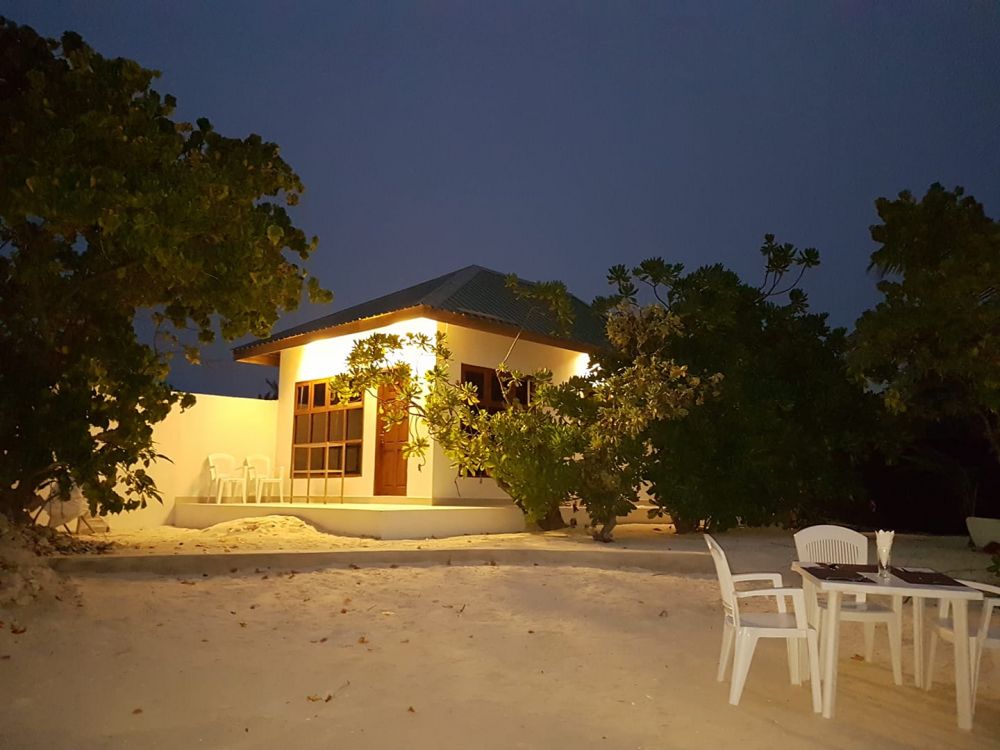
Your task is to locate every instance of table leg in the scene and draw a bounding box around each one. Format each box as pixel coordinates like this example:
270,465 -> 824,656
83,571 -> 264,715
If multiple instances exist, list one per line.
822,590 -> 841,719
952,599 -> 973,731
913,597 -> 924,687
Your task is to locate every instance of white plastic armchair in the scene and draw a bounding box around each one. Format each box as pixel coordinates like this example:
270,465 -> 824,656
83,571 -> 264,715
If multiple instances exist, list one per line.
794,525 -> 903,683
706,534 -> 821,712
245,454 -> 285,503
207,453 -> 247,504
925,580 -> 1000,711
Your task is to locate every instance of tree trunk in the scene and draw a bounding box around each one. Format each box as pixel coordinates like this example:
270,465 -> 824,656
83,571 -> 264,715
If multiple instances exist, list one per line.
670,513 -> 700,534
536,503 -> 566,531
591,516 -> 617,543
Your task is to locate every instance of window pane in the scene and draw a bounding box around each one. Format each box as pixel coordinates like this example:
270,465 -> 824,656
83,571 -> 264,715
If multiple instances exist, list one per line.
345,444 -> 361,474
310,412 -> 328,443
346,408 -> 363,440
296,385 -> 309,409
490,373 -> 503,404
309,447 -> 326,473
293,447 -> 308,472
294,414 -> 310,444
463,370 -> 485,400
327,446 -> 343,473
330,411 -> 345,441
312,382 -> 327,408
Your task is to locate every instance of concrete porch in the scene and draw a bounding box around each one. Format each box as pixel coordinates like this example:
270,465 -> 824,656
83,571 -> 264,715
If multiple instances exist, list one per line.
172,499 -> 525,540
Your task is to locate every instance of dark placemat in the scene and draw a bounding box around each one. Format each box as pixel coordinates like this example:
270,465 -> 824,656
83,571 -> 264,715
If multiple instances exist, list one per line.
801,564 -> 872,583
891,568 -> 965,587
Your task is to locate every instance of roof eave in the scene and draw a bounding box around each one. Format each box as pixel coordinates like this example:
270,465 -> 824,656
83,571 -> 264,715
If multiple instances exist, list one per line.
233,304 -> 603,365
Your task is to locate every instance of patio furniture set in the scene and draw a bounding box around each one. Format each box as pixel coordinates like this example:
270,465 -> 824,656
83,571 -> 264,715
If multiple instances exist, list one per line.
207,453 -> 286,503
708,525 -> 999,731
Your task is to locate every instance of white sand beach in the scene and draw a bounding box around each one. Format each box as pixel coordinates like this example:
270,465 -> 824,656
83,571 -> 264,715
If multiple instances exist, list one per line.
1,521 -> 997,749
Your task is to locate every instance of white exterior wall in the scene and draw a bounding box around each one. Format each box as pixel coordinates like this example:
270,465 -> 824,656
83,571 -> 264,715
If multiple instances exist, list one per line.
275,318 -> 438,500
272,317 -> 589,504
109,394 -> 279,530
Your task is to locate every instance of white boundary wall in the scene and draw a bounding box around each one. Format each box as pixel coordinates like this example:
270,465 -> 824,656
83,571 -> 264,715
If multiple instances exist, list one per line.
108,394 -> 279,531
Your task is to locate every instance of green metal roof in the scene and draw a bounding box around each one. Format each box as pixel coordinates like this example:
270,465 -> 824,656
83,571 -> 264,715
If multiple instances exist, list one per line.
233,265 -> 606,362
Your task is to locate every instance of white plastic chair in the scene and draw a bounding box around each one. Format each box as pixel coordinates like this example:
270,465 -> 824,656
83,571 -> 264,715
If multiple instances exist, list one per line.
706,534 -> 821,712
925,580 -> 1000,712
794,525 -> 903,684
207,453 -> 247,503
245,454 -> 285,503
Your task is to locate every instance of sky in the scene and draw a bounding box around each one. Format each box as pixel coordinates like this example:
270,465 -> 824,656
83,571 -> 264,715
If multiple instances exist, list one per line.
6,1 -> 1000,397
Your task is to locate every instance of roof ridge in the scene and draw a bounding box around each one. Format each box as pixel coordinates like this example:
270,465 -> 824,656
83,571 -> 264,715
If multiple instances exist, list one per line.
419,265 -> 485,308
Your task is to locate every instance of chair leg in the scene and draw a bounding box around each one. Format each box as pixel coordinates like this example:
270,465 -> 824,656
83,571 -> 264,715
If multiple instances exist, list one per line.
888,617 -> 903,686
729,631 -> 758,706
925,631 -> 938,690
718,622 -> 735,682
806,631 -> 822,713
787,638 -> 801,685
969,639 -> 981,713
863,622 -> 876,662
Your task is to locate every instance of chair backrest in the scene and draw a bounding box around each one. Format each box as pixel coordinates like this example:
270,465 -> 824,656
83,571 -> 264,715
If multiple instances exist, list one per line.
207,453 -> 238,481
794,525 -> 868,564
705,534 -> 740,627
245,454 -> 272,479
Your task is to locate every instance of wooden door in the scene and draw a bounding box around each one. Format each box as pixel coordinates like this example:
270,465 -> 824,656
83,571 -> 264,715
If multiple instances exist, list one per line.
373,384 -> 408,496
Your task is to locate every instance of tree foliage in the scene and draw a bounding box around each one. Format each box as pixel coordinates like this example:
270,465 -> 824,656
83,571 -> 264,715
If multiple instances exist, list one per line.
601,237 -> 874,531
0,19 -> 328,518
850,184 -> 1000,470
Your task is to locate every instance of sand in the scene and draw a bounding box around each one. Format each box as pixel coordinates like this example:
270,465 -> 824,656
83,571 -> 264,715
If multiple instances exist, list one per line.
0,521 -> 997,749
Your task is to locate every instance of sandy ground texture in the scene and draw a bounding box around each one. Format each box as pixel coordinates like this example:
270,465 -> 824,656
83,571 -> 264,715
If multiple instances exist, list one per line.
1,521 -> 998,749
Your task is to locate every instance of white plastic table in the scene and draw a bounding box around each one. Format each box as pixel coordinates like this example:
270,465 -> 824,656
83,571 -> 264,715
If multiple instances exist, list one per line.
792,562 -> 984,731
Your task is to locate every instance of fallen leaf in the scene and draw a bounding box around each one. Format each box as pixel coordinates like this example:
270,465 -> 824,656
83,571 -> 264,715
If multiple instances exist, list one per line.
306,695 -> 323,702
0,655 -> 9,660
357,635 -> 369,645
400,639 -> 410,644
850,654 -> 864,661
348,563 -> 360,570
527,630 -> 535,634
239,622 -> 247,628
658,610 -> 669,618
407,706 -> 416,713
324,694 -> 332,703
389,564 -> 399,569
11,625 -> 26,635
340,608 -> 348,614
230,610 -> 237,615
132,708 -> 143,715
179,580 -> 195,586
230,568 -> 238,573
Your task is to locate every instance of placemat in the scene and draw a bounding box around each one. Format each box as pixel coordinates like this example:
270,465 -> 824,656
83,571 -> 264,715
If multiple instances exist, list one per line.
891,567 -> 966,587
800,564 -> 872,583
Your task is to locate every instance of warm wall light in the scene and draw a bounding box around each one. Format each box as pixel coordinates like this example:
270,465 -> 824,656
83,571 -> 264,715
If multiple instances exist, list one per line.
294,317 -> 440,383
573,352 -> 592,378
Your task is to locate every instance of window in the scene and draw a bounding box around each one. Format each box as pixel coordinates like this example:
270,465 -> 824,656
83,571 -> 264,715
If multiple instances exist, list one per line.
460,364 -> 532,412
459,364 -> 532,478
292,379 -> 363,478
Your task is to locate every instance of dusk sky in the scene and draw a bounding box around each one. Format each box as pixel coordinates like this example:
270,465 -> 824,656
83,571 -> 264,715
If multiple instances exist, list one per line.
7,1 -> 1000,396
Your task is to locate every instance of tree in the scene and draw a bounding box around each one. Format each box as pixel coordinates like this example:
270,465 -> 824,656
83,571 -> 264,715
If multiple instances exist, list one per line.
328,301 -> 713,541
0,20 -> 329,519
850,184 -> 1000,520
601,237 -> 874,531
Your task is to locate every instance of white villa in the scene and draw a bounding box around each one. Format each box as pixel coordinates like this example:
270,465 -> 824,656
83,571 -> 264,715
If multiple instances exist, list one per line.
113,266 -> 605,539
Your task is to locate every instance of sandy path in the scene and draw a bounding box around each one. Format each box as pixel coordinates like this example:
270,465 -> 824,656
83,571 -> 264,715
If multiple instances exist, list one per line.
1,552 -> 998,749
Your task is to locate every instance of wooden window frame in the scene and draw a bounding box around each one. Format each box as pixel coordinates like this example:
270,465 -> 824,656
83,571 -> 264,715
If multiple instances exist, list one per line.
291,378 -> 364,479
459,364 -> 532,413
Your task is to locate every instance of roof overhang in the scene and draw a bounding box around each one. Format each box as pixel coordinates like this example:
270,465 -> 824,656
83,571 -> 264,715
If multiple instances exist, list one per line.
233,304 -> 603,366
